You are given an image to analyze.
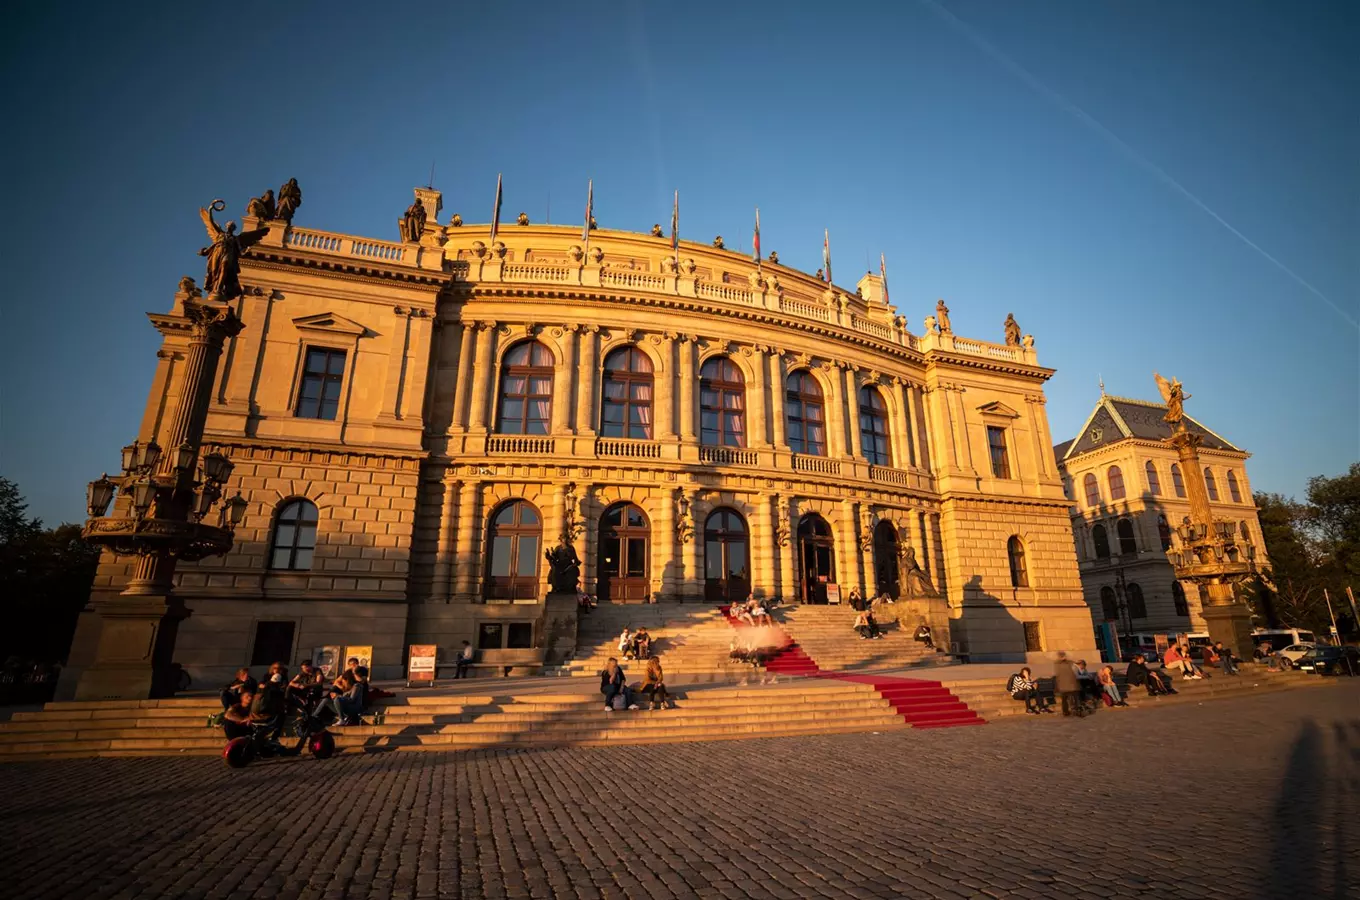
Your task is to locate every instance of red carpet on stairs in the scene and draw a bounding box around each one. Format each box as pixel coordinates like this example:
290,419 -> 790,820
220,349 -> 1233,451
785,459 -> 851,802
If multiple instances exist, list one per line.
722,607 -> 985,728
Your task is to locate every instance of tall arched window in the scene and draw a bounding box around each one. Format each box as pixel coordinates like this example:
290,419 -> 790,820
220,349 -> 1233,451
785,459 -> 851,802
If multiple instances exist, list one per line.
858,386 -> 892,465
703,508 -> 749,603
1239,520 -> 1252,544
1092,523 -> 1111,559
1007,536 -> 1028,588
1204,468 -> 1220,501
1117,518 -> 1138,556
1157,514 -> 1172,551
1227,470 -> 1243,503
1145,461 -> 1162,496
1083,473 -> 1101,507
785,370 -> 826,456
1172,581 -> 1189,616
1100,586 -> 1118,621
495,341 -> 554,435
600,346 -> 654,439
1170,463 -> 1186,498
484,500 -> 542,601
1127,583 -> 1147,619
1108,465 -> 1126,501
699,357 -> 745,447
270,499 -> 318,570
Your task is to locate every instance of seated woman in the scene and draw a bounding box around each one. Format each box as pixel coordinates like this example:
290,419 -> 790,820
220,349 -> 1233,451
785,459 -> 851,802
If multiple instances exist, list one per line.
220,667 -> 254,710
1162,644 -> 1201,680
852,610 -> 882,640
913,620 -> 935,650
1005,668 -> 1049,714
736,597 -> 757,627
1126,655 -> 1176,696
642,657 -> 670,710
222,688 -> 256,739
599,658 -> 637,711
617,628 -> 634,661
1098,665 -> 1127,707
750,601 -> 772,627
315,673 -> 365,726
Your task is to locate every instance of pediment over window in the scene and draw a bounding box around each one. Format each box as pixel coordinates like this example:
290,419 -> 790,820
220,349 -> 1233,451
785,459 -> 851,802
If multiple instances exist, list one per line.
292,312 -> 369,337
976,401 -> 1021,418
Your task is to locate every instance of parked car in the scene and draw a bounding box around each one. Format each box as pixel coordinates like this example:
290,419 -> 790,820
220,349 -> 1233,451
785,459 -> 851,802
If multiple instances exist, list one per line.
1275,643 -> 1321,668
1297,646 -> 1360,676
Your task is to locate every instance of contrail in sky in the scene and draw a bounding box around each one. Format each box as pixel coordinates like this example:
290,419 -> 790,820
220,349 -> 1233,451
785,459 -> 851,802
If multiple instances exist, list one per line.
919,0 -> 1355,330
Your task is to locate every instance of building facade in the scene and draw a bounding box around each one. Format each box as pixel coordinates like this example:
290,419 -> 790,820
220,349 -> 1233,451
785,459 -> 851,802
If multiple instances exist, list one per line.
1055,391 -> 1267,635
63,186 -> 1095,690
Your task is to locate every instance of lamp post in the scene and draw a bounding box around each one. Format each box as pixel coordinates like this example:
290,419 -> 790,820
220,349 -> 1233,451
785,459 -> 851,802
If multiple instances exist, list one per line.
74,293 -> 245,700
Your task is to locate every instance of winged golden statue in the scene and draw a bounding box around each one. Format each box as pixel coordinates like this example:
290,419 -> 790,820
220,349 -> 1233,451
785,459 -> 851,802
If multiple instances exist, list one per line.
1154,372 -> 1190,426
198,201 -> 268,301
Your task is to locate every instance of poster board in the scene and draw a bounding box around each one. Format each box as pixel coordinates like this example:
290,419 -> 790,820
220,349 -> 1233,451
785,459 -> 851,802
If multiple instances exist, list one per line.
344,645 -> 373,673
312,645 -> 343,678
825,584 -> 842,605
1153,634 -> 1170,659
408,644 -> 437,687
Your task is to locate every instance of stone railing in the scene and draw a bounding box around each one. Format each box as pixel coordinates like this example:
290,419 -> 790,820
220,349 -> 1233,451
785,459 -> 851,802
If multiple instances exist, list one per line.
350,238 -> 406,262
792,454 -> 842,476
486,435 -> 555,455
502,262 -> 573,283
779,296 -> 833,323
284,228 -> 344,254
699,445 -> 759,466
601,269 -> 667,291
851,315 -> 893,341
595,438 -> 662,459
696,281 -> 755,305
949,337 -> 1023,362
868,464 -> 910,486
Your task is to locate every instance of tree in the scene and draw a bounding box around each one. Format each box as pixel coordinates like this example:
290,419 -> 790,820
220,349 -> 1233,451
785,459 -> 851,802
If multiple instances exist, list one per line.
1250,492 -> 1332,632
1307,463 -> 1360,581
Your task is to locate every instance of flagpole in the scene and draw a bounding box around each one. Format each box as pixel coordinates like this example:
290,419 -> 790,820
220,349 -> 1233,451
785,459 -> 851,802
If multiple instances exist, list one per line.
753,207 -> 761,274
670,190 -> 680,258
489,172 -> 503,246
880,253 -> 890,307
582,178 -> 593,260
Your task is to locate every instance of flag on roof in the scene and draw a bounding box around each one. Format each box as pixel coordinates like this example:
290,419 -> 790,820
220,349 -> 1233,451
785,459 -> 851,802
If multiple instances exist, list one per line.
823,229 -> 832,284
489,173 -> 503,246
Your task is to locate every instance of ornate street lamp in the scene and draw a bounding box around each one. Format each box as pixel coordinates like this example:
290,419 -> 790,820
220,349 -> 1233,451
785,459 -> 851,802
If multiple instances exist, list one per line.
1155,373 -> 1261,660
73,233 -> 248,700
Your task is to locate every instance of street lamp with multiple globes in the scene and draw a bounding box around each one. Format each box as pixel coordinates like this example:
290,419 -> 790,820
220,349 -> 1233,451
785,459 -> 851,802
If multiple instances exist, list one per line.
74,284 -> 248,700
1156,373 -> 1261,660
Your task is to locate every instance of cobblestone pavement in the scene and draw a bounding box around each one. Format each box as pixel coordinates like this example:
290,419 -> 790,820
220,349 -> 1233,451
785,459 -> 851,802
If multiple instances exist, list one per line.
1,683 -> 1356,900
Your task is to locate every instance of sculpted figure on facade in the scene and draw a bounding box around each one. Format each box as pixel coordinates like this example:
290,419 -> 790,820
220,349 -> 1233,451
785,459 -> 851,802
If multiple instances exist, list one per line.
900,545 -> 940,600
775,496 -> 792,547
1004,313 -> 1021,347
712,235 -> 725,249
177,275 -> 201,298
935,300 -> 952,334
676,491 -> 694,544
1154,372 -> 1190,426
401,199 -> 426,242
545,539 -> 581,594
650,224 -> 664,237
198,201 -> 267,301
245,188 -> 276,221
276,178 -> 302,223
448,213 -> 463,227
516,212 -> 529,226
924,315 -> 937,334
767,251 -> 779,264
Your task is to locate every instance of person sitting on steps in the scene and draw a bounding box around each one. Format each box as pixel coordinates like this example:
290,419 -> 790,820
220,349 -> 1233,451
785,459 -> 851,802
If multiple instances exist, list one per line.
1214,641 -> 1240,675
642,657 -> 670,710
1074,659 -> 1101,709
220,667 -> 254,710
600,658 -> 638,711
454,641 -> 474,679
1163,643 -> 1203,680
913,619 -> 935,650
853,609 -> 882,640
287,660 -> 323,714
617,627 -> 635,660
632,628 -> 652,661
1006,667 -> 1049,714
222,687 -> 256,739
1098,665 -> 1128,707
1125,654 -> 1175,696
749,600 -> 772,626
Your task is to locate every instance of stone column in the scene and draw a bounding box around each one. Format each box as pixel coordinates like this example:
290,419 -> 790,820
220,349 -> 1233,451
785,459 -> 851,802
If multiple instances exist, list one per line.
681,488 -> 700,600
845,368 -> 863,460
430,473 -> 459,602
467,323 -> 496,432
929,512 -> 947,596
551,327 -> 577,435
654,486 -> 675,601
777,496 -> 796,604
572,485 -> 591,594
926,385 -> 957,471
755,493 -> 776,600
747,346 -> 768,447
575,325 -> 599,436
453,481 -> 482,599
449,322 -> 476,432
655,334 -> 676,440
912,384 -> 933,473
839,499 -> 860,598
769,351 -> 788,449
678,336 -> 696,442
825,363 -> 847,459
895,378 -> 917,468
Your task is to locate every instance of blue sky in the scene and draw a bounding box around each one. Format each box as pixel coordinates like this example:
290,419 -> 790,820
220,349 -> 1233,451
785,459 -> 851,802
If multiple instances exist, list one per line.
2,0 -> 1355,525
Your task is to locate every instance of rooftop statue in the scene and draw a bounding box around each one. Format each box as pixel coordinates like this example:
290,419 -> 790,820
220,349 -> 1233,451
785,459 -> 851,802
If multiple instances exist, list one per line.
650,224 -> 664,237
712,235 -> 725,249
245,188 -> 275,220
935,300 -> 952,334
1154,372 -> 1190,426
401,199 -> 426,242
449,213 -> 463,227
1004,313 -> 1021,347
767,251 -> 778,264
198,200 -> 267,301
276,178 -> 302,223
517,212 -> 529,225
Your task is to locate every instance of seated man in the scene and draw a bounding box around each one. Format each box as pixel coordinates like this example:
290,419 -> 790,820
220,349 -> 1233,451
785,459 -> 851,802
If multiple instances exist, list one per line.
454,641 -> 474,679
287,661 -> 322,714
1005,667 -> 1048,714
316,673 -> 366,726
222,687 -> 256,739
1125,655 -> 1175,696
750,601 -> 772,627
913,620 -> 935,650
249,666 -> 289,736
632,628 -> 652,661
1074,660 -> 1101,707
220,667 -> 254,710
1214,641 -> 1240,675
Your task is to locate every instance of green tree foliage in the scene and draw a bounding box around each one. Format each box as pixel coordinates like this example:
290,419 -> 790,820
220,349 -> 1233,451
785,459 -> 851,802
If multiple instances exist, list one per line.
0,477 -> 99,661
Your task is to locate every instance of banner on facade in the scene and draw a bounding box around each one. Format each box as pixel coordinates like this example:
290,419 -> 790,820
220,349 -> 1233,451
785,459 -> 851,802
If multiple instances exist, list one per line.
313,645 -> 343,678
408,644 -> 438,686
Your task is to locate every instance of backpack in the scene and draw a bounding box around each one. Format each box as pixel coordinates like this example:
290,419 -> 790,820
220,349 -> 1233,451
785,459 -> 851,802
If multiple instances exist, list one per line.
611,692 -> 628,711
1006,673 -> 1023,695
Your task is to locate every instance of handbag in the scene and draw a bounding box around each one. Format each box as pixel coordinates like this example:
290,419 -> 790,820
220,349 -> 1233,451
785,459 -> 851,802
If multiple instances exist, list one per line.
611,692 -> 628,711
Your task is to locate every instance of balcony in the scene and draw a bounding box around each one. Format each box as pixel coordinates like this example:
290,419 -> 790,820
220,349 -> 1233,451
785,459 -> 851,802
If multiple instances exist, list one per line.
595,438 -> 661,459
486,435 -> 555,455
699,445 -> 759,467
868,464 -> 910,486
792,454 -> 841,476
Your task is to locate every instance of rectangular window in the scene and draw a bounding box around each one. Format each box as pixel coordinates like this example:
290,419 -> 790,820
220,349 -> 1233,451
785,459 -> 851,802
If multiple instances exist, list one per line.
506,623 -> 533,649
296,347 -> 346,420
250,621 -> 296,666
1022,621 -> 1042,652
987,426 -> 1011,479
478,623 -> 503,650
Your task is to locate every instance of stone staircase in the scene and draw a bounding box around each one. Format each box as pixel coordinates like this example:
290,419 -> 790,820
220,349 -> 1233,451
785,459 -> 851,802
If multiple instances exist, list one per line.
557,602 -> 753,681
773,605 -> 956,672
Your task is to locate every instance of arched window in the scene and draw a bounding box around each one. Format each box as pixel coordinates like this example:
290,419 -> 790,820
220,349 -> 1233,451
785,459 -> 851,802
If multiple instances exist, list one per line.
1204,468 -> 1220,501
1127,583 -> 1147,619
1170,463 -> 1186,498
858,386 -> 892,466
600,346 -> 654,439
1100,586 -> 1117,621
1007,536 -> 1028,588
699,357 -> 745,447
1107,465 -> 1125,501
269,499 -> 318,570
703,508 -> 749,603
1227,470 -> 1243,503
1145,461 -> 1161,496
1239,520 -> 1251,544
484,500 -> 542,601
1172,581 -> 1189,616
1092,523 -> 1111,559
785,371 -> 826,456
1083,473 -> 1101,507
1116,518 -> 1138,556
495,341 -> 554,435
1157,514 -> 1172,551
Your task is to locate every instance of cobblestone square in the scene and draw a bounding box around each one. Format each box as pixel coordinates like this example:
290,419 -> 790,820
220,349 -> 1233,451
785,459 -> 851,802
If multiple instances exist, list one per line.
1,684 -> 1355,900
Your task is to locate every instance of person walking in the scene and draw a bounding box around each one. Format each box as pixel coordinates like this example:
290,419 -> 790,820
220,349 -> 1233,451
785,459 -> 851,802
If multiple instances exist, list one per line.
1053,652 -> 1085,718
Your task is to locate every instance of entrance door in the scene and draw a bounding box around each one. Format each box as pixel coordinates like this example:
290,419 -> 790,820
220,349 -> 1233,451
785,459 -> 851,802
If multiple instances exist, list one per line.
704,508 -> 750,604
251,621 -> 296,666
872,520 -> 901,600
797,514 -> 836,604
598,503 -> 650,602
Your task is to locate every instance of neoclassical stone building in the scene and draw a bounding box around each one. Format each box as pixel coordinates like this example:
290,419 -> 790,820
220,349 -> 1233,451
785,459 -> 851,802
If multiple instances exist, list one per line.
1055,390 -> 1267,635
64,186 -> 1095,688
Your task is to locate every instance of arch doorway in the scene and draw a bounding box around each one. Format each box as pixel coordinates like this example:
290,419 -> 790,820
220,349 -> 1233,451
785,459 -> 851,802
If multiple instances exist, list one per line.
598,503 -> 650,603
704,508 -> 750,604
872,520 -> 901,600
797,514 -> 836,604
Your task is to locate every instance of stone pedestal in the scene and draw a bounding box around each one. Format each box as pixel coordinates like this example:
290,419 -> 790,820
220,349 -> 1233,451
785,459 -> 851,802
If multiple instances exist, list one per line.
73,594 -> 188,701
1201,602 -> 1255,661
542,592 -> 580,666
